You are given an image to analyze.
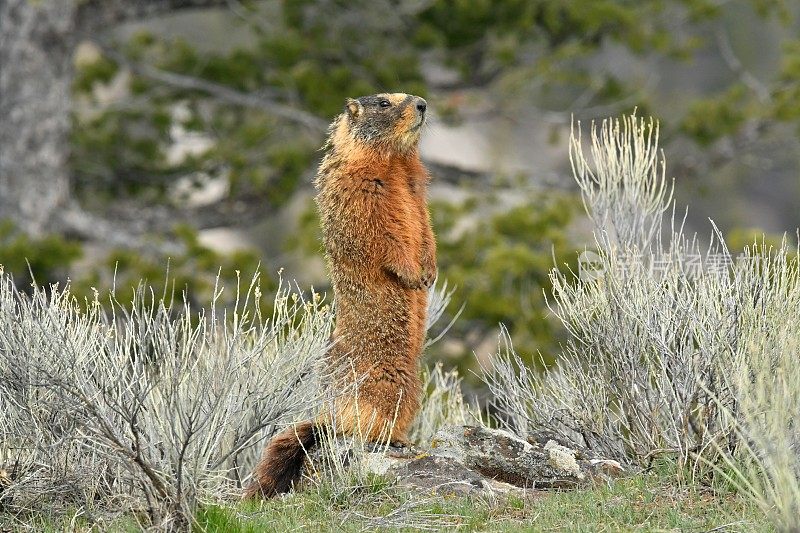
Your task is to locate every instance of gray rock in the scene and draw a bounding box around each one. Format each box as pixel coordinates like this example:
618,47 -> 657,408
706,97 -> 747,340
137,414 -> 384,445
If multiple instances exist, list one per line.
432,425 -> 595,489
391,455 -> 491,496
300,425 -> 626,497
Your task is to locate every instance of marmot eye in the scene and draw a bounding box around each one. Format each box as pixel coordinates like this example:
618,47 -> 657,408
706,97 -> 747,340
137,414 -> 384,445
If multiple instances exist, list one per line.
379,99 -> 391,108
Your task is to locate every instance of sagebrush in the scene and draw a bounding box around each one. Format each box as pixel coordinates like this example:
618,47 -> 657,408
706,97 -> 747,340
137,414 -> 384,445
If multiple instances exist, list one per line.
480,113 -> 800,530
0,272 -> 332,529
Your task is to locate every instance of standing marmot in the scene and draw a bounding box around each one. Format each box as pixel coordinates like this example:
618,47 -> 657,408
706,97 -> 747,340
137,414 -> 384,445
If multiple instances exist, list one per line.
244,93 -> 436,499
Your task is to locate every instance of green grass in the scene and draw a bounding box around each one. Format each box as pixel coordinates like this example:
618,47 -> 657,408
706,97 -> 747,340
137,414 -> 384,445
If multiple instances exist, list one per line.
0,464 -> 771,532
192,471 -> 769,533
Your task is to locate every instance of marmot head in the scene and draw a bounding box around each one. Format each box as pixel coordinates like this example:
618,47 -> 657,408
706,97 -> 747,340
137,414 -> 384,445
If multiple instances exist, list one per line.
330,93 -> 427,154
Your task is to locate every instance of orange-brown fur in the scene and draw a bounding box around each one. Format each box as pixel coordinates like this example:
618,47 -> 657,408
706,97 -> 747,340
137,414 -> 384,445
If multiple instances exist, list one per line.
244,93 -> 435,499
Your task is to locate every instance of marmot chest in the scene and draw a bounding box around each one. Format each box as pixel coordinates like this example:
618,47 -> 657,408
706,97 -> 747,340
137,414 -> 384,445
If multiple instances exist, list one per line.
320,160 -> 427,265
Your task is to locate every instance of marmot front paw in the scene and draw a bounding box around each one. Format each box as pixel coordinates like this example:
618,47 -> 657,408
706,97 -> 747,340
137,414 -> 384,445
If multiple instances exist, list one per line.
420,251 -> 437,289
385,264 -> 428,290
420,266 -> 437,288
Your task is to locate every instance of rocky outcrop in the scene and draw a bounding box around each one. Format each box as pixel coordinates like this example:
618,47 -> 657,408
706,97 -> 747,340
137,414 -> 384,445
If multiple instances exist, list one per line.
302,425 -> 626,497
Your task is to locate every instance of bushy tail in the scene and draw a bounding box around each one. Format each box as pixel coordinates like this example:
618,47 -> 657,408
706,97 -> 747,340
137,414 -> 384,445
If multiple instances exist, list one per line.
243,420 -> 319,499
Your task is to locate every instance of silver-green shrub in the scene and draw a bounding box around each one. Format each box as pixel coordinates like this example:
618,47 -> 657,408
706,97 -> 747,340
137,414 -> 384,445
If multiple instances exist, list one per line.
0,272 -> 331,529
481,113 -> 800,506
709,244 -> 800,530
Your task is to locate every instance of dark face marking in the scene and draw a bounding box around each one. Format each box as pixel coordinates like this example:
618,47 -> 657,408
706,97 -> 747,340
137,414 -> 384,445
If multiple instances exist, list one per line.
349,93 -> 416,142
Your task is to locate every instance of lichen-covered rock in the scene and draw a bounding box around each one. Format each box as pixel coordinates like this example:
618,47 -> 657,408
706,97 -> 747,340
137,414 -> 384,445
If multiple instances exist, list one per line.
543,440 -> 583,479
391,455 -> 491,496
431,426 -> 592,489
299,425 -> 626,497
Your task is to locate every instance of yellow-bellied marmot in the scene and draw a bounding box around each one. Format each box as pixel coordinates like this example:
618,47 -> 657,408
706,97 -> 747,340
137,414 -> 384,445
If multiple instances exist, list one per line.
244,93 -> 436,499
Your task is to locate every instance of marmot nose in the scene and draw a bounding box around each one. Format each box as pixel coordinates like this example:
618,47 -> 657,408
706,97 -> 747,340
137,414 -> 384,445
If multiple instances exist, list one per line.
416,99 -> 427,113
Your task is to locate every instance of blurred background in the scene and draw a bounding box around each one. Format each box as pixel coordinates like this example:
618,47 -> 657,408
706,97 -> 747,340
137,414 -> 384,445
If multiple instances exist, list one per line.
1,0 -> 799,379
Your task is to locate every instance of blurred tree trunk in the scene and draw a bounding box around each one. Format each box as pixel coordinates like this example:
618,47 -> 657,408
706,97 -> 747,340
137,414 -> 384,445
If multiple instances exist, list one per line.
0,0 -> 76,236
0,0 -> 226,236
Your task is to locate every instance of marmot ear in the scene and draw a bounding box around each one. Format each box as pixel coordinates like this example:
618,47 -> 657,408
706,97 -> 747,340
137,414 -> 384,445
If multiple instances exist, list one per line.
345,98 -> 362,118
